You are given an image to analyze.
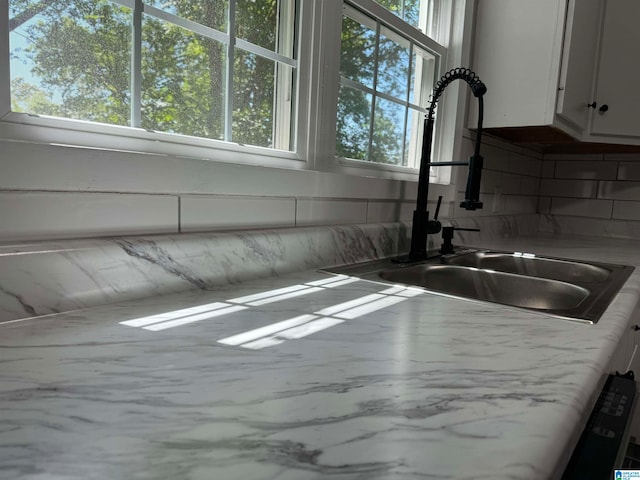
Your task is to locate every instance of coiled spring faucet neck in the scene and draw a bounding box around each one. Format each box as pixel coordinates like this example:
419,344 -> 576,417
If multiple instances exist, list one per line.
427,68 -> 486,157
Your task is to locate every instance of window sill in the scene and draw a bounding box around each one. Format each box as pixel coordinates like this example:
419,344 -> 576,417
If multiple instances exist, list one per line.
0,112 -> 305,171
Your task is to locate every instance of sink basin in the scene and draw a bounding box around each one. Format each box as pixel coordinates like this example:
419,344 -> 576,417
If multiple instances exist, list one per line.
379,265 -> 590,311
444,251 -> 611,283
321,247 -> 634,323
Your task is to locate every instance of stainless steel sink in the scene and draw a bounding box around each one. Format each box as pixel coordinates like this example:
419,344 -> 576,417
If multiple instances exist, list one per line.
321,248 -> 634,323
443,251 -> 610,283
379,265 -> 590,311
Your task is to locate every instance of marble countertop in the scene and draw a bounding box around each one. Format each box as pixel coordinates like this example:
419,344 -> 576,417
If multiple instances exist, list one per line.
2,233 -> 640,480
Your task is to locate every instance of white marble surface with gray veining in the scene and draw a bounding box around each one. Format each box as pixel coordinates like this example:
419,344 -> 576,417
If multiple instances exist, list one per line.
0,222 -> 409,323
2,231 -> 640,479
0,215 -> 540,324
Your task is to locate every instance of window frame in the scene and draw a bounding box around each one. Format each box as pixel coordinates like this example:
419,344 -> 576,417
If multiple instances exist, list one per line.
2,0 -> 302,167
303,0 -> 474,185
0,0 -> 474,183
335,1 -> 443,170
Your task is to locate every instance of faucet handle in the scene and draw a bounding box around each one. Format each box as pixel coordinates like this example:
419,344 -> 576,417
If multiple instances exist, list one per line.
433,195 -> 443,221
439,226 -> 480,254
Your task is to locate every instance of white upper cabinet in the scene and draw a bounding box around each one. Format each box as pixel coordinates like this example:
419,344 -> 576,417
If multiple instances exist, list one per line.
468,0 -> 640,145
590,0 -> 640,140
555,0 -> 603,132
468,0 -> 570,132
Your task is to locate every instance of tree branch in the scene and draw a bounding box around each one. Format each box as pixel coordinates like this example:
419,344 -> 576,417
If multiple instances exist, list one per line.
9,0 -> 58,31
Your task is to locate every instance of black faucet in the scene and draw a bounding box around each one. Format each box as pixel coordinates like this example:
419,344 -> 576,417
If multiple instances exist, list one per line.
395,68 -> 487,263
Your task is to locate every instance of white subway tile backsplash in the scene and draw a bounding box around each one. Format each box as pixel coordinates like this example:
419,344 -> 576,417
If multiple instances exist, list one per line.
543,153 -> 604,161
554,160 -> 616,180
296,199 -> 367,226
618,162 -> 640,181
181,195 -> 296,232
479,146 -> 542,177
540,150 -> 640,231
550,197 -> 612,218
480,144 -> 510,172
504,195 -> 538,214
519,176 -> 540,196
612,201 -> 640,221
0,192 -> 178,241
508,152 -> 542,177
478,171 -> 528,195
598,181 -> 640,200
365,201 -> 418,223
539,215 -> 640,239
541,161 -> 555,178
458,135 -> 543,217
604,153 -> 640,162
537,196 -> 551,214
539,179 -> 598,198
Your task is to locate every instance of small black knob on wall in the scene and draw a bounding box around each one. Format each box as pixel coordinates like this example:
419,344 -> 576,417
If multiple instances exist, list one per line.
633,325 -> 640,331
587,102 -> 597,109
599,104 -> 609,112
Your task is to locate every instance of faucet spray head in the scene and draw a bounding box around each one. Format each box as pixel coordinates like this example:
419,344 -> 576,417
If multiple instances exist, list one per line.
460,153 -> 484,211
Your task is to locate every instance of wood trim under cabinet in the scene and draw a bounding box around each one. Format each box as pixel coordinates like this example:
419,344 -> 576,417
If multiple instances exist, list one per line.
479,126 -> 640,155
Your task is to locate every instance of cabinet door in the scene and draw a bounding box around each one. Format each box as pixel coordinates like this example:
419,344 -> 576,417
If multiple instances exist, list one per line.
469,0 -> 566,129
591,0 -> 640,138
555,0 -> 602,131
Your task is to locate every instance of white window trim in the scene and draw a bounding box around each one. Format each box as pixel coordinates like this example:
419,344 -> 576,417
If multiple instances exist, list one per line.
1,0 -> 306,171
0,0 -> 9,117
302,0 -> 476,184
0,0 -> 475,184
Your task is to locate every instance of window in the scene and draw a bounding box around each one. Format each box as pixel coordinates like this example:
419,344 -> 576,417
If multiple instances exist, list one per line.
2,0 -> 470,180
337,3 -> 438,168
336,0 -> 445,171
375,0 -> 438,35
8,0 -> 297,150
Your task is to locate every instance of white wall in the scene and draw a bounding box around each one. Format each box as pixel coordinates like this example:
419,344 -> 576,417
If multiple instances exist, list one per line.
0,137 -> 449,241
0,129 -> 543,243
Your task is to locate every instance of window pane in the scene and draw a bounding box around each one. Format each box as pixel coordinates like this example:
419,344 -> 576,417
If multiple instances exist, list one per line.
233,51 -> 275,148
371,98 -> 406,165
336,85 -> 372,161
402,0 -> 421,27
235,0 -> 277,51
377,27 -> 410,100
141,16 -> 225,139
10,0 -> 131,125
340,15 -> 376,89
144,0 -> 228,32
376,0 -> 425,30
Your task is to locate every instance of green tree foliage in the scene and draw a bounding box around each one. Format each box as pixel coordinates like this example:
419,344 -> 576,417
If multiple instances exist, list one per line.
11,77 -> 62,115
9,0 -> 417,158
9,0 -> 280,146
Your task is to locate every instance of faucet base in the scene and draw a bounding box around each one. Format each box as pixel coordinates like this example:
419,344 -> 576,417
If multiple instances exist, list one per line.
391,251 -> 441,264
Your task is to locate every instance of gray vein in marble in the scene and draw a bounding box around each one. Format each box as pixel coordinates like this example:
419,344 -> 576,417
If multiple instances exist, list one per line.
0,285 -> 37,317
58,250 -> 115,301
238,231 -> 286,273
116,239 -> 209,289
